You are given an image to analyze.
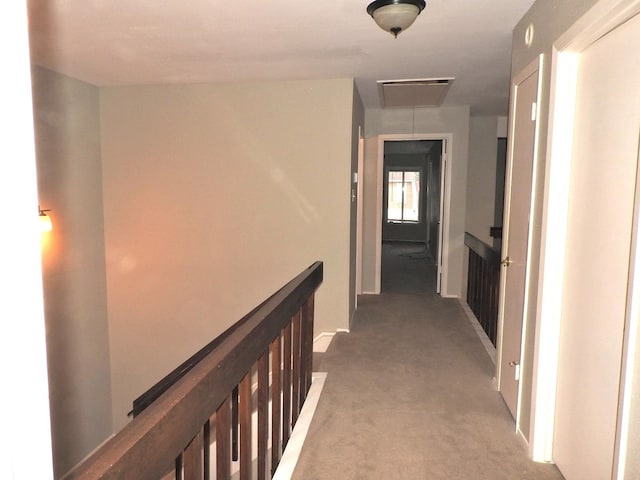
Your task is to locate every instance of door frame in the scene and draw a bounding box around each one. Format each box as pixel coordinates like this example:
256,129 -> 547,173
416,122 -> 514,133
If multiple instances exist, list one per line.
495,55 -> 543,436
528,0 -> 640,464
373,134 -> 452,295
356,126 -> 364,297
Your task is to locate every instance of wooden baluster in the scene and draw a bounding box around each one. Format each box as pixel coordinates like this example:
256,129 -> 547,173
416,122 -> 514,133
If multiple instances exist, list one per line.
468,252 -> 475,311
257,353 -> 269,480
282,322 -> 292,448
239,372 -> 252,480
271,335 -> 282,475
184,429 -> 203,480
176,454 -> 183,480
493,265 -> 498,341
203,420 -> 210,480
466,250 -> 474,307
493,264 -> 500,345
216,396 -> 231,480
304,295 -> 315,399
231,386 -> 239,462
292,310 -> 302,426
299,304 -> 308,405
480,259 -> 487,331
476,255 -> 481,316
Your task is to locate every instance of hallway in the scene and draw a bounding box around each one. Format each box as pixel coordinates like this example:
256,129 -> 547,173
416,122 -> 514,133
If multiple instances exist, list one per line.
381,241 -> 438,294
292,244 -> 564,479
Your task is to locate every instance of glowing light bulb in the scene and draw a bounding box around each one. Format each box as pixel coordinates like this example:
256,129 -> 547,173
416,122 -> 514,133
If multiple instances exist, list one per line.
39,209 -> 52,233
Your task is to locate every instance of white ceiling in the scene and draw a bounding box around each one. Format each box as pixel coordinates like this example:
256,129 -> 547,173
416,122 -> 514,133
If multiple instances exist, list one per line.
27,0 -> 535,115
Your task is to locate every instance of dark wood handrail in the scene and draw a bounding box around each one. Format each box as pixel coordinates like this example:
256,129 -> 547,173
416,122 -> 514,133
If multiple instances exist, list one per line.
63,261 -> 323,480
464,232 -> 500,264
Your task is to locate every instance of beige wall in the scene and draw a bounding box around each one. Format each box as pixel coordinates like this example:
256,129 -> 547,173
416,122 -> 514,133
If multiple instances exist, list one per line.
363,106 -> 470,297
466,116 -> 499,245
31,67 -> 112,477
100,78 -> 356,430
361,136 -> 380,293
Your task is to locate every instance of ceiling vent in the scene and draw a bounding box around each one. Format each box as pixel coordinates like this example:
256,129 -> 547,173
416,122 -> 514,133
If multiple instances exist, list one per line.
378,77 -> 454,108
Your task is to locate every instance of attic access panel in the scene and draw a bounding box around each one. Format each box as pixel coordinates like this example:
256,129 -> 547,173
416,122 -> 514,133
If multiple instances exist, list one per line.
378,78 -> 454,108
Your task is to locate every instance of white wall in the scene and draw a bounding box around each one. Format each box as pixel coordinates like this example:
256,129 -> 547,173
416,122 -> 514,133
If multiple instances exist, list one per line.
0,3 -> 54,478
31,67 -> 113,477
363,106 -> 470,297
100,79 -> 356,430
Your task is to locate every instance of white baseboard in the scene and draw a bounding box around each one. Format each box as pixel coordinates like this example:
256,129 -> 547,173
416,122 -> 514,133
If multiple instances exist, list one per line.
312,332 -> 334,353
459,300 -> 496,364
273,373 -> 327,480
313,329 -> 350,353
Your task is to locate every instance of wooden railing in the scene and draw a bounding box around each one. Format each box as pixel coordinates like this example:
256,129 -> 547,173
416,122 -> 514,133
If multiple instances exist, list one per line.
465,233 -> 500,346
63,261 -> 323,480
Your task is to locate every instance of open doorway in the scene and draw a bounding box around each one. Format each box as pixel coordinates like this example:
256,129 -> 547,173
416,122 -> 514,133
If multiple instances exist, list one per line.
381,139 -> 443,294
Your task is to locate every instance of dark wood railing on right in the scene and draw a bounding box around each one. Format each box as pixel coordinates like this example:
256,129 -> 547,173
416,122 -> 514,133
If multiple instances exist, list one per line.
63,261 -> 323,480
465,233 -> 500,346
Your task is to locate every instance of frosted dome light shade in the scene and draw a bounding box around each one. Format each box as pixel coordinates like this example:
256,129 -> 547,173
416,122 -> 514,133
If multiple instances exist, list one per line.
367,0 -> 426,37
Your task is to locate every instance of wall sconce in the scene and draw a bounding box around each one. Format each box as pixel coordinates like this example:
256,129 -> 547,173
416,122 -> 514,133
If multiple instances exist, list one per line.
39,206 -> 52,233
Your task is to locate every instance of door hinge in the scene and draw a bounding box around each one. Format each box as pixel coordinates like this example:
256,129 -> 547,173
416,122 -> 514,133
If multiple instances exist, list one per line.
531,102 -> 538,121
509,360 -> 521,381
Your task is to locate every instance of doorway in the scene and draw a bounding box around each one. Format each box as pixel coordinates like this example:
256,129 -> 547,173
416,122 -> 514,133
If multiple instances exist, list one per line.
549,12 -> 640,479
496,57 -> 541,424
372,134 -> 450,296
381,140 -> 442,294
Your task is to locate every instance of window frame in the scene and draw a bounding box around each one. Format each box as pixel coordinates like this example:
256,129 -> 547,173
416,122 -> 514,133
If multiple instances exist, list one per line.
384,166 -> 423,225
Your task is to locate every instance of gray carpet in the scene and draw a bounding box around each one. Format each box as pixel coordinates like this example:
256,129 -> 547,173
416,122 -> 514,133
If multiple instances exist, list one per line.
381,242 -> 437,294
292,293 -> 564,479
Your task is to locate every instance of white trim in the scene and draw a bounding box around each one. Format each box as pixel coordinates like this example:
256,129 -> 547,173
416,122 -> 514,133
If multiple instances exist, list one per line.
614,131 -> 640,480
437,140 -> 448,294
313,329 -> 350,353
459,301 -> 496,364
272,373 -> 327,480
356,126 -> 365,298
529,50 -> 577,463
374,133 -> 453,297
312,332 -> 334,353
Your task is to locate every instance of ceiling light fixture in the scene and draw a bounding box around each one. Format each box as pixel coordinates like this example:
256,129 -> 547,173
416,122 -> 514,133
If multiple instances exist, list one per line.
367,0 -> 426,38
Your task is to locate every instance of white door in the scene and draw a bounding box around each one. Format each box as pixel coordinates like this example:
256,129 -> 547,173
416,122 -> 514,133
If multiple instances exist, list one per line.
553,13 -> 640,480
498,60 -> 539,419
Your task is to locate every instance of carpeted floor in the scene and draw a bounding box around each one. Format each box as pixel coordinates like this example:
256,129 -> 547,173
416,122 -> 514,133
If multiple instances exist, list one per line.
292,244 -> 564,480
381,241 -> 437,294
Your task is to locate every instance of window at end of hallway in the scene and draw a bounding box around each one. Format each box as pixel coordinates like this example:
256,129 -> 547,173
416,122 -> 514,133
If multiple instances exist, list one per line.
387,169 -> 421,223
